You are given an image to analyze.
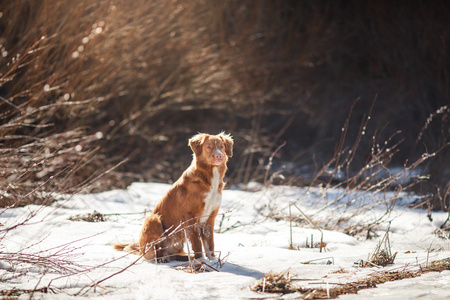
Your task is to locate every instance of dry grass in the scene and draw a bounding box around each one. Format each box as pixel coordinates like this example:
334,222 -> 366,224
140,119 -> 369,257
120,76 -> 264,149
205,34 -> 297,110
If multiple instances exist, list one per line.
0,0 -> 448,204
175,260 -> 220,274
0,287 -> 51,298
265,101 -> 441,240
252,271 -> 296,294
252,258 -> 450,299
358,224 -> 397,267
68,210 -> 109,222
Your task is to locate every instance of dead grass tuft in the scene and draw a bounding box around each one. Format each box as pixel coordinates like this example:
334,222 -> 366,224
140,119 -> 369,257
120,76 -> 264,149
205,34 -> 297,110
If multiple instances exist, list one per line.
252,271 -> 295,294
176,260 -> 220,274
359,223 -> 397,267
68,211 -> 109,222
0,287 -> 51,298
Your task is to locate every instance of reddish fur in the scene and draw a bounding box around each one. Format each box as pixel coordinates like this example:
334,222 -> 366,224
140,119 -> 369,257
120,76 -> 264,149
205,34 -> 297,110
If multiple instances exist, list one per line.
114,132 -> 233,262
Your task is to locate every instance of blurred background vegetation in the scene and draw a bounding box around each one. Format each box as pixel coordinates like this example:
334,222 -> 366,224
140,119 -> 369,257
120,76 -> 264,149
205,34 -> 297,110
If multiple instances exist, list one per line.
0,0 -> 448,208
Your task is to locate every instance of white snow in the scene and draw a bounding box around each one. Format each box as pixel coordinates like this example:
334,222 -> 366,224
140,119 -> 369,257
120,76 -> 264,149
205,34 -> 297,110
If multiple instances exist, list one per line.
0,182 -> 449,299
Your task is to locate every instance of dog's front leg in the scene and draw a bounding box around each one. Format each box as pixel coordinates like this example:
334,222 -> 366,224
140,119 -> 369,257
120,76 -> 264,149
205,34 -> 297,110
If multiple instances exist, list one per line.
188,224 -> 203,259
201,208 -> 219,260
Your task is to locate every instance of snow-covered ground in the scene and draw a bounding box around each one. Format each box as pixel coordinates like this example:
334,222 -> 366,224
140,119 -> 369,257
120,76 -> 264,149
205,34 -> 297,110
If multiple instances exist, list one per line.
0,182 -> 449,299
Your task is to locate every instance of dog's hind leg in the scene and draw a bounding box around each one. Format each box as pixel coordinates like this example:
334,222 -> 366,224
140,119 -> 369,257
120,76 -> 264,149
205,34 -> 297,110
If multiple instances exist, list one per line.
139,213 -> 165,260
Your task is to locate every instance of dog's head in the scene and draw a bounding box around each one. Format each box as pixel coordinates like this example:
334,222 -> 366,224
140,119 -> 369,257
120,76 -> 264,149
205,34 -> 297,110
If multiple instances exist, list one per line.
189,132 -> 233,166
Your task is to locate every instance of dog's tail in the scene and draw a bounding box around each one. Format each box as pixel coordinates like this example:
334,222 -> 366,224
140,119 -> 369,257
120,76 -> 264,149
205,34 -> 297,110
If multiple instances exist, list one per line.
113,242 -> 139,254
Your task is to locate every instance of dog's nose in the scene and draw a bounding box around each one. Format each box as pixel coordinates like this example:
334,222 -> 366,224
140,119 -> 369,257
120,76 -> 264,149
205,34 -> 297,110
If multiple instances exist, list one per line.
214,148 -> 223,160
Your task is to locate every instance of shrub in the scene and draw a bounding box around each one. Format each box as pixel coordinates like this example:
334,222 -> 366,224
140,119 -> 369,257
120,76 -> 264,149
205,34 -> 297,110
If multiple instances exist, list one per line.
1,0 -> 448,208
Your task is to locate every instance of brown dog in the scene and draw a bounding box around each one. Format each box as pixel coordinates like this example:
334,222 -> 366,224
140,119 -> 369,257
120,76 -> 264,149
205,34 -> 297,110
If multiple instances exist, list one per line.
114,132 -> 233,262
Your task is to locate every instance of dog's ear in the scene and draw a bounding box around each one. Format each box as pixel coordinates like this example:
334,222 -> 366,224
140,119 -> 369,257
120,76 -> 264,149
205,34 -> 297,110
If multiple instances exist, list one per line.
189,133 -> 207,156
219,132 -> 234,157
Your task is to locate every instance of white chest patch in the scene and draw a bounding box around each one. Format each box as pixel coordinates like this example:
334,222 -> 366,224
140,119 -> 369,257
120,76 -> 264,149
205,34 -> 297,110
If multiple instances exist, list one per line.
201,167 -> 222,223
